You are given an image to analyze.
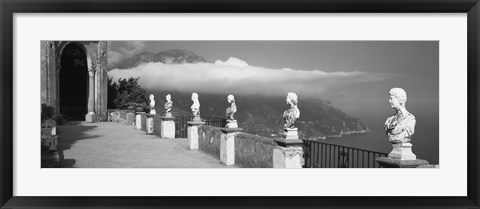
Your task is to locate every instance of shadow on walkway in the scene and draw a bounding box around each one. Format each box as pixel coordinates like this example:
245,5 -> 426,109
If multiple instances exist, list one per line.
52,121 -> 233,168
56,121 -> 99,168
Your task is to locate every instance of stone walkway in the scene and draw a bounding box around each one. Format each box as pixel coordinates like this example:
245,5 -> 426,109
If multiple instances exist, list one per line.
56,121 -> 233,168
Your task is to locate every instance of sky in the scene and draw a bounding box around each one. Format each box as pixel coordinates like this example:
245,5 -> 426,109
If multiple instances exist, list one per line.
107,41 -> 439,118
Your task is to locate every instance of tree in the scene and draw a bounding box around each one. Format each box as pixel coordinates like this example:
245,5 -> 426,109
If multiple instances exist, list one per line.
107,77 -> 149,109
107,77 -> 118,109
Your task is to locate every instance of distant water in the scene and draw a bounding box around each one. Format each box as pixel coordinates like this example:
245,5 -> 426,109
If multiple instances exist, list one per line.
321,112 -> 439,164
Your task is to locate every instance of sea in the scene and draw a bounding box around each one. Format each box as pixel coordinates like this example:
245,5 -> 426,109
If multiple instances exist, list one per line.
321,112 -> 439,164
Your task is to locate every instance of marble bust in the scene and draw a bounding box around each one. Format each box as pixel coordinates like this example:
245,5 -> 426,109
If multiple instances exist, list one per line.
283,92 -> 300,129
149,94 -> 156,115
384,88 -> 416,143
191,92 -> 200,118
225,94 -> 237,121
225,94 -> 238,128
164,94 -> 173,117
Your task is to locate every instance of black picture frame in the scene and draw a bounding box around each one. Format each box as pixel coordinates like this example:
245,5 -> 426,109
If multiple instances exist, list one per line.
1,0 -> 479,208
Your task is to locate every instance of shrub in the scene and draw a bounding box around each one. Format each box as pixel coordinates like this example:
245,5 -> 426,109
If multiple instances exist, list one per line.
54,115 -> 66,125
41,104 -> 55,121
108,77 -> 149,110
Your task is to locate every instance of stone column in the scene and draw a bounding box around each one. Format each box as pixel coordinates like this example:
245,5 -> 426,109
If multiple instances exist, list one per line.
55,66 -> 61,115
99,41 -> 109,121
220,128 -> 243,166
88,70 -> 95,113
187,121 -> 205,150
273,128 -> 304,168
85,70 -> 97,123
160,116 -> 175,139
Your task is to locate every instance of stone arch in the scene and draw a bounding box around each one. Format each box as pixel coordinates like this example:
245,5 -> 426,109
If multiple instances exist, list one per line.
57,41 -> 92,73
41,41 -> 108,122
58,42 -> 89,120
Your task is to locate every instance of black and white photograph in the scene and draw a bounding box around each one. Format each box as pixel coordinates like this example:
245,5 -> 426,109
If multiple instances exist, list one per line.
40,41 -> 439,168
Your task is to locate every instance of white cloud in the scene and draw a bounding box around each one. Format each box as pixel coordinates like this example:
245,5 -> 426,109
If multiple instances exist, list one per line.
108,57 -> 393,98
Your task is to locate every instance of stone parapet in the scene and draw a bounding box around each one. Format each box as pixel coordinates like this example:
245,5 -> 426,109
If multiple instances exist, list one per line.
141,113 -> 147,132
376,157 -> 429,168
234,133 -> 276,168
274,138 -> 303,147
125,112 -> 135,126
197,125 -> 222,157
153,115 -> 163,137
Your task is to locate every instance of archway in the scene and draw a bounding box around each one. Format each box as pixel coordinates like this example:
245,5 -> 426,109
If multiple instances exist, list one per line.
59,43 -> 88,121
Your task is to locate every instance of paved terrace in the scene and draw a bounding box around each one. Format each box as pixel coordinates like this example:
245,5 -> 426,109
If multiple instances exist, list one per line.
57,121 -> 234,168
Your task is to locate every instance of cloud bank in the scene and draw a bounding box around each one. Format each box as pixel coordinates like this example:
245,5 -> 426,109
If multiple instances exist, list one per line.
108,57 -> 393,98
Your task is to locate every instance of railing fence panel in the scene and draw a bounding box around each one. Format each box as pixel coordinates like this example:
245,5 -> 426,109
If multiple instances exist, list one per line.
174,116 -> 226,138
303,139 -> 388,168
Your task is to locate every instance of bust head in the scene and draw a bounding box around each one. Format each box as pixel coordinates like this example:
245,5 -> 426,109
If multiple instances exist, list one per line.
149,94 -> 154,101
191,92 -> 198,102
389,88 -> 407,109
286,92 -> 298,106
166,94 -> 171,101
227,94 -> 235,103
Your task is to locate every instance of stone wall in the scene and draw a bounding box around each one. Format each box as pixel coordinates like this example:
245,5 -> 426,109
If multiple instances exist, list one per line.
197,125 -> 278,167
153,115 -> 162,137
108,109 -> 134,124
234,133 -> 276,168
198,126 -> 223,159
141,114 -> 147,132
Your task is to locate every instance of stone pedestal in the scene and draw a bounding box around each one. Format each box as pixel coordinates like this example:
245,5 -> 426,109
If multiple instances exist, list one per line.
225,120 -> 238,128
192,116 -> 202,122
160,117 -> 175,139
273,128 -> 303,168
220,128 -> 243,166
146,114 -> 155,135
187,121 -> 205,150
85,112 -> 97,123
126,112 -> 135,126
282,128 -> 298,140
388,142 -> 416,160
135,112 -> 146,130
376,157 -> 429,168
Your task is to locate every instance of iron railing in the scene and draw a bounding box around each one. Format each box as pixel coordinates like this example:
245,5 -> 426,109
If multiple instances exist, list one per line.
175,116 -> 227,138
303,139 -> 388,168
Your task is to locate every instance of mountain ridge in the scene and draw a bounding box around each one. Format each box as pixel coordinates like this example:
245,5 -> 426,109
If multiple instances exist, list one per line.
112,49 -> 207,70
